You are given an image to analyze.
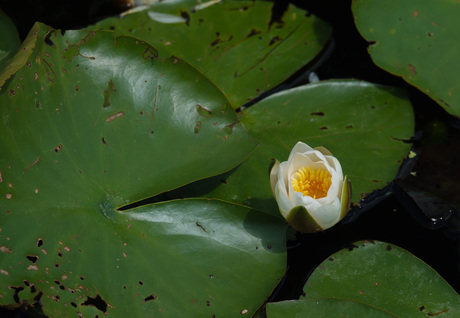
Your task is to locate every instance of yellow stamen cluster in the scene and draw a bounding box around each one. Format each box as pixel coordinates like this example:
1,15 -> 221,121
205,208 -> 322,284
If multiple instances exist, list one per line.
292,166 -> 332,199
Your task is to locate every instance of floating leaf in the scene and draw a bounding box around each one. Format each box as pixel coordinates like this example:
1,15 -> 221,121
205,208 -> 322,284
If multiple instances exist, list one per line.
0,9 -> 20,68
297,240 -> 460,317
0,23 -> 286,317
352,0 -> 460,118
267,298 -> 395,318
178,80 -> 414,216
90,0 -> 332,108
0,8 -> 22,86
1,199 -> 286,317
267,241 -> 460,317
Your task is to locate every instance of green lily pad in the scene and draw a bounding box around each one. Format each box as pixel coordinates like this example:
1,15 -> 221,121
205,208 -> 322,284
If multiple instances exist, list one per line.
176,80 -> 414,216
1,199 -> 286,317
352,0 -> 460,118
266,298 -> 396,317
0,8 -> 22,85
267,241 -> 460,317
0,23 -> 287,317
297,240 -> 460,317
0,23 -> 256,207
90,0 -> 332,108
0,9 -> 20,70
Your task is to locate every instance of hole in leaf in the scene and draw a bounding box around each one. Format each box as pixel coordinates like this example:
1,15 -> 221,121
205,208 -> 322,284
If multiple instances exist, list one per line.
8,286 -> 24,304
142,294 -> 157,303
36,238 -> 44,247
196,104 -> 213,118
102,79 -> 117,108
81,294 -> 108,314
26,255 -> 39,263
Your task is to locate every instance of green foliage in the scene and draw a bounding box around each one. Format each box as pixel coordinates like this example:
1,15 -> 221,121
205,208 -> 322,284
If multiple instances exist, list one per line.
352,0 -> 460,118
4,1 -> 455,317
174,80 -> 414,215
91,0 -> 333,108
0,8 -> 20,71
0,22 -> 285,317
267,241 -> 460,317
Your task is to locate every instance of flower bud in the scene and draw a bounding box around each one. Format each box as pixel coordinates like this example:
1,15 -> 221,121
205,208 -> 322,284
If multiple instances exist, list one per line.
270,142 -> 351,233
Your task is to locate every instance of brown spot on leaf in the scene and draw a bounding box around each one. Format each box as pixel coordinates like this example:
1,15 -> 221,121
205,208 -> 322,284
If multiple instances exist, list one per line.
103,79 -> 117,108
105,111 -> 124,122
54,144 -> 63,153
408,64 -> 417,75
1,246 -> 12,253
43,59 -> 55,83
194,121 -> 201,134
196,104 -> 212,118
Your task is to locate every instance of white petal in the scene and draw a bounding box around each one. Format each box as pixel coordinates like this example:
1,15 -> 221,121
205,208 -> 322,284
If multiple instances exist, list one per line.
287,142 -> 313,163
331,157 -> 343,180
275,183 -> 294,219
270,160 -> 280,196
309,197 -> 341,229
277,161 -> 290,193
314,146 -> 333,156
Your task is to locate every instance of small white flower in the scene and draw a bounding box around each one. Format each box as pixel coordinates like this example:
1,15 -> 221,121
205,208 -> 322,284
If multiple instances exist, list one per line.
270,141 -> 351,233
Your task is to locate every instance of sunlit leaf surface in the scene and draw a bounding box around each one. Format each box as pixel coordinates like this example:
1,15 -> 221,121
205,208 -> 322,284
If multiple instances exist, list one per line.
175,80 -> 414,216
267,240 -> 460,317
0,23 -> 286,317
91,0 -> 332,108
353,0 -> 460,118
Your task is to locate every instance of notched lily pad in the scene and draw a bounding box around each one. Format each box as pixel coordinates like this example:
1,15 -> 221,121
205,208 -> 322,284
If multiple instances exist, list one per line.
299,240 -> 460,317
90,0 -> 333,108
174,80 -> 414,217
0,22 -> 287,317
352,0 -> 460,118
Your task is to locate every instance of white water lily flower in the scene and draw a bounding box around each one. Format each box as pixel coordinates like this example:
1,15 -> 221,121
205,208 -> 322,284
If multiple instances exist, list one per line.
270,141 -> 351,233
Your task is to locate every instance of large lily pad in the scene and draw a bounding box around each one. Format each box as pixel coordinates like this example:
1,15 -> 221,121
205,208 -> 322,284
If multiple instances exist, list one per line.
267,241 -> 460,318
1,199 -> 286,317
267,240 -> 460,317
175,80 -> 414,216
0,23 -> 256,207
90,0 -> 332,108
352,0 -> 460,118
0,23 -> 287,316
